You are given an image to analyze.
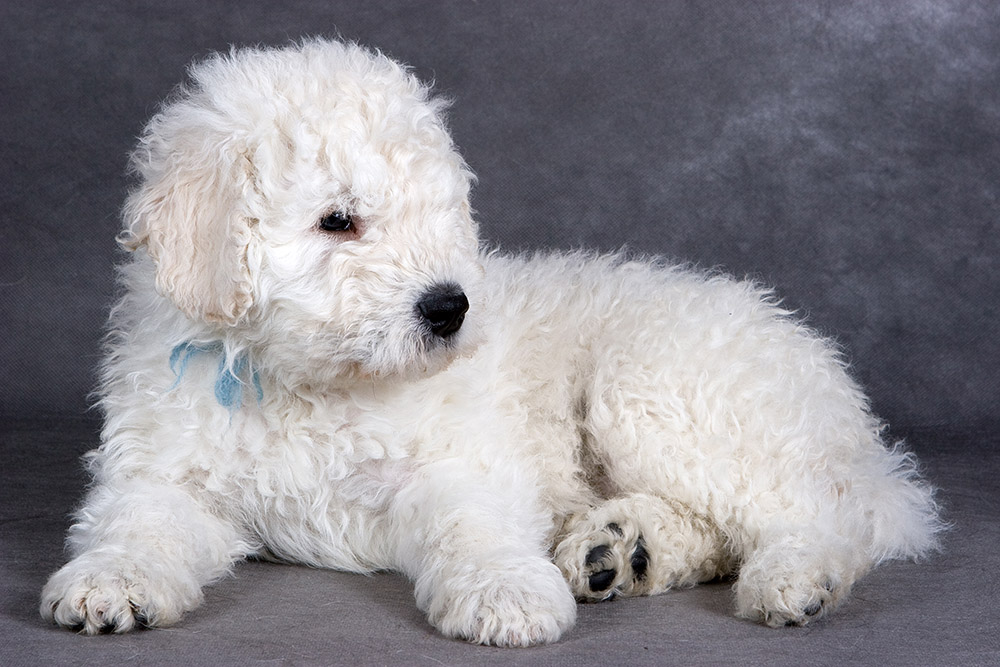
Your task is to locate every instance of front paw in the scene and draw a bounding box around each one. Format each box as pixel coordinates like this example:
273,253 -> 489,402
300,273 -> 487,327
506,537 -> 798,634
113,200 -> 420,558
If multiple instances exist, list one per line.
40,551 -> 198,634
422,556 -> 577,647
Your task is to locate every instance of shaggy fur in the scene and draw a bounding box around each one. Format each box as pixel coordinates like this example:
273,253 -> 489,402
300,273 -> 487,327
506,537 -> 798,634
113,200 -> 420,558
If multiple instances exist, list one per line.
40,39 -> 941,646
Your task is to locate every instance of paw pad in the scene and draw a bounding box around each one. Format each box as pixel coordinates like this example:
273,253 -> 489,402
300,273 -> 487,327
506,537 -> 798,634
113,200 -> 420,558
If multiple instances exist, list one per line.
629,536 -> 649,580
585,544 -> 611,565
572,523 -> 651,601
587,568 -> 617,592
803,601 -> 823,617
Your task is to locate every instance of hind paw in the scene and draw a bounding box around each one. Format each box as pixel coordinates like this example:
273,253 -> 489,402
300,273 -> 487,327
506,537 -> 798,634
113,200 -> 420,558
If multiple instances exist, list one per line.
555,519 -> 651,602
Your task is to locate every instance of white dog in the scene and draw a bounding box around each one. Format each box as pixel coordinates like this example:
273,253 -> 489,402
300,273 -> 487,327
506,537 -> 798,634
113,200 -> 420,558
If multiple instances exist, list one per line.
41,39 -> 941,646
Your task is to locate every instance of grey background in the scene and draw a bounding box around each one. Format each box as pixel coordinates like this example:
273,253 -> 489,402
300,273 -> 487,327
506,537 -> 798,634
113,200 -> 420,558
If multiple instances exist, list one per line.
1,1 -> 997,665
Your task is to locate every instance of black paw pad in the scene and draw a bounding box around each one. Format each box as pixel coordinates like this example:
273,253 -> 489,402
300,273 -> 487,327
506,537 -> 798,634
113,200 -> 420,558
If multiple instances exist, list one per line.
585,544 -> 611,566
588,568 -> 617,592
630,536 -> 649,581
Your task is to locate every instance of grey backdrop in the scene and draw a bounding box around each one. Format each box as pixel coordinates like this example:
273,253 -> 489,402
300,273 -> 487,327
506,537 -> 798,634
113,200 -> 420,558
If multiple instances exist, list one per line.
2,1 -> 997,665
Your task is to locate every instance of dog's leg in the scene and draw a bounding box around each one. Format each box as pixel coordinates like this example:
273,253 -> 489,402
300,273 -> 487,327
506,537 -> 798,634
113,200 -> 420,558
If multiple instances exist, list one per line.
553,493 -> 734,602
41,481 -> 247,634
389,458 -> 577,647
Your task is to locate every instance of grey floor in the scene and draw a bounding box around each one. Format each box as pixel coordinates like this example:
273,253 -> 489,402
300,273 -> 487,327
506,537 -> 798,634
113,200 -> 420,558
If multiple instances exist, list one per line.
2,1 -> 998,664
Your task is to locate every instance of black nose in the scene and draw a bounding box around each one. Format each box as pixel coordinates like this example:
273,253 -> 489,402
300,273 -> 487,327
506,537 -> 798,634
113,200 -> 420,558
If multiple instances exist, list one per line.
417,285 -> 469,338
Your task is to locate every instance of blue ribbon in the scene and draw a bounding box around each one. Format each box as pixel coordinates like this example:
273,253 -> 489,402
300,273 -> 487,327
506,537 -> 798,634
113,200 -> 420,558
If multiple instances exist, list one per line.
169,341 -> 263,409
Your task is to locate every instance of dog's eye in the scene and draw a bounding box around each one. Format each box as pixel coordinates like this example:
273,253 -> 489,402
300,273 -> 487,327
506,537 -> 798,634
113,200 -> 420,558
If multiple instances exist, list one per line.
318,211 -> 355,233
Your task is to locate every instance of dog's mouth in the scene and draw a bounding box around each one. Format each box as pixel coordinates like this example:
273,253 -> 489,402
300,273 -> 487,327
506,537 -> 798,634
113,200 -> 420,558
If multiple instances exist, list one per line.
346,314 -> 475,383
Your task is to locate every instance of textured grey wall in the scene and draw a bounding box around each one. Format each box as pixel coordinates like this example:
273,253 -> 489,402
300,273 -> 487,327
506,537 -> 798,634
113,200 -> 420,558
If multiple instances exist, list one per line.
2,1 -> 997,438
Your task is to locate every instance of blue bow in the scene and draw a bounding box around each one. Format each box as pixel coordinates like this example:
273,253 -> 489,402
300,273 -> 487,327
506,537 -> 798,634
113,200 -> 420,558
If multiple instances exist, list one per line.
169,341 -> 263,409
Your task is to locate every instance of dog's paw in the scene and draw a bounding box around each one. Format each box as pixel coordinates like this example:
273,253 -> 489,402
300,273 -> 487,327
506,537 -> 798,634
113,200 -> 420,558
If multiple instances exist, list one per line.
40,552 -> 195,634
735,540 -> 852,627
736,573 -> 843,627
554,519 -> 650,602
555,496 -> 734,603
424,555 -> 577,647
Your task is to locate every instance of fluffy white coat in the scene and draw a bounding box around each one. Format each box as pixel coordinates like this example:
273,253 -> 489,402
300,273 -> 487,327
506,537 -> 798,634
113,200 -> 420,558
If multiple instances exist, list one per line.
40,39 -> 941,646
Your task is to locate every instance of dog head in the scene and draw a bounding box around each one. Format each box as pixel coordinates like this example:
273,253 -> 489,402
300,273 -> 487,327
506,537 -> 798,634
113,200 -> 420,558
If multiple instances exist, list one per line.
121,39 -> 484,386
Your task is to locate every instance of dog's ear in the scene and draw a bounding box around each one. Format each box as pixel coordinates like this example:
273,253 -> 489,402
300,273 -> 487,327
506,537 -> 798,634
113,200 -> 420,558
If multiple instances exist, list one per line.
120,127 -> 255,326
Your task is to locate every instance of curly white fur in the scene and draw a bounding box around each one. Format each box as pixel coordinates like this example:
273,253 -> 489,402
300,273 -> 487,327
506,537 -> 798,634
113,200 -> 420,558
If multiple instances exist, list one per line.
40,39 -> 941,645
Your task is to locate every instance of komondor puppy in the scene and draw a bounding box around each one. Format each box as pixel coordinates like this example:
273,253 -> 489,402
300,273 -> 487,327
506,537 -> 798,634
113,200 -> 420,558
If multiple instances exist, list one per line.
41,39 -> 940,646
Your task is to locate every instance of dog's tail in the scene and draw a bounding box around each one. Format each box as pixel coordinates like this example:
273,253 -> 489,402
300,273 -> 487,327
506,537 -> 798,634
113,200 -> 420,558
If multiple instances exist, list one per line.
862,441 -> 946,563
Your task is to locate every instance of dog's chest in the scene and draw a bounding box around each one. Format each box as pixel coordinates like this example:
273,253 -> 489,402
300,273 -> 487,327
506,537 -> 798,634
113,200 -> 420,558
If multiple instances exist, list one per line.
201,400 -> 414,568
223,395 -> 408,489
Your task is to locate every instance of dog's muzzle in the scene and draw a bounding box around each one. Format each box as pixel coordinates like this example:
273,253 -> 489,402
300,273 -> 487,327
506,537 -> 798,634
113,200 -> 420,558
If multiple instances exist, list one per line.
417,284 -> 469,339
